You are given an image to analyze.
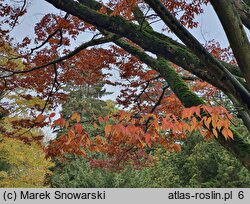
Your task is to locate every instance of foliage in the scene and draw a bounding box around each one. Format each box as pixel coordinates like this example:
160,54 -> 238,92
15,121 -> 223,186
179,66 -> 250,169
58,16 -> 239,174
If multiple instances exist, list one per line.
0,0 -> 250,173
50,135 -> 250,188
50,154 -> 114,188
46,104 -> 234,168
61,83 -> 117,136
138,136 -> 250,188
0,137 -> 54,187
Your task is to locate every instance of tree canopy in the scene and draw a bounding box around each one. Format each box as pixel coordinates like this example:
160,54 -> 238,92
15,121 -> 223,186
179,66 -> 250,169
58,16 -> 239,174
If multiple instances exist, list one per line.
0,0 -> 250,172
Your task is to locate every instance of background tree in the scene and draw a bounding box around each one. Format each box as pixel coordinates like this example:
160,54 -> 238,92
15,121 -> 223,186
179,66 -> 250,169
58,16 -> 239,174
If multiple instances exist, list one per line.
50,135 -> 250,188
50,82 -> 250,188
0,37 -> 53,187
60,82 -> 116,135
0,137 -> 54,187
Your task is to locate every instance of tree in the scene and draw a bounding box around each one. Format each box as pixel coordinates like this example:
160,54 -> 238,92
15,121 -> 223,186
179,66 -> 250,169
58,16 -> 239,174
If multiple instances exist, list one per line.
0,37 -> 54,187
50,87 -> 250,187
0,137 -> 54,187
50,136 -> 250,188
0,0 -> 250,169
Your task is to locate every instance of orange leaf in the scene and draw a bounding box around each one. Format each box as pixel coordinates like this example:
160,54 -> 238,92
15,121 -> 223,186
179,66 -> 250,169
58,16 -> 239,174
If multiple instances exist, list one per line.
98,116 -> 104,124
131,118 -> 136,125
104,124 -> 112,135
86,137 -> 91,146
76,114 -> 81,123
35,114 -> 45,123
211,115 -> 218,128
60,118 -> 65,127
204,117 -> 211,129
173,144 -> 181,152
68,130 -> 75,138
212,128 -> 218,138
71,112 -> 79,120
104,115 -> 109,123
190,117 -> 197,131
222,128 -> 234,140
194,107 -> 201,117
65,120 -> 69,129
119,110 -> 126,120
182,122 -> 191,132
216,120 -> 222,131
227,129 -> 234,139
161,118 -> 168,130
93,122 -> 98,129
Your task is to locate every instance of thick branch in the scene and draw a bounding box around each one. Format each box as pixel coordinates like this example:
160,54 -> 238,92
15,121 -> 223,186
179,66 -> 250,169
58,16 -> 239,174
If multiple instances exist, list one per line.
210,0 -> 250,88
114,38 -> 250,170
44,0 -> 250,169
144,0 -> 250,114
233,0 -> 250,30
243,0 -> 250,8
46,0 -> 250,115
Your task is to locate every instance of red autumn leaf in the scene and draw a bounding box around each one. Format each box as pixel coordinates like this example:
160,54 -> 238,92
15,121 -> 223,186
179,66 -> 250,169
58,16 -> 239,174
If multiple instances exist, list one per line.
98,117 -> 104,124
145,133 -> 151,144
75,124 -> 83,133
49,112 -> 56,118
35,114 -> 45,123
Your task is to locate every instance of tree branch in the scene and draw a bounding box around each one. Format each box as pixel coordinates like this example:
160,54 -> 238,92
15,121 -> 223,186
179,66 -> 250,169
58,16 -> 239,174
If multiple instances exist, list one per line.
233,0 -> 250,30
210,0 -> 250,87
45,0 -> 250,115
144,0 -> 250,114
0,35 -> 115,77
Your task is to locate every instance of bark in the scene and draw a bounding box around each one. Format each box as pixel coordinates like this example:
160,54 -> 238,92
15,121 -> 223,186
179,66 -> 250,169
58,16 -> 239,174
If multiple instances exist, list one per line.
44,0 -> 250,169
233,0 -> 250,30
46,0 -> 250,115
114,38 -> 250,170
226,93 -> 250,132
243,0 -> 250,8
78,0 -> 244,79
210,0 -> 250,88
144,0 -> 250,114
